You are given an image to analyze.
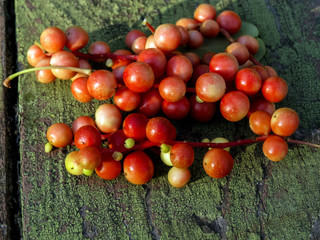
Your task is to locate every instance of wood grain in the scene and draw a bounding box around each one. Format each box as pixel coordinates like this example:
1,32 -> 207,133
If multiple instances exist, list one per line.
2,0 -> 320,239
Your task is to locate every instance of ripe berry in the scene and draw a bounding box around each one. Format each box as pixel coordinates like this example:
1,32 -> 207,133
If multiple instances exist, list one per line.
88,41 -> 111,62
237,35 -> 259,55
87,70 -> 117,100
65,26 -> 89,51
114,86 -> 141,112
95,152 -> 122,180
170,143 -> 194,168
138,88 -> 163,117
166,55 -> 193,83
123,113 -> 149,142
40,26 -> 66,53
162,96 -> 190,120
71,77 -> 93,103
27,44 -> 46,67
262,135 -> 288,161
226,42 -> 250,65
123,151 -> 154,185
159,76 -> 186,102
209,52 -> 239,82
46,123 -> 73,148
176,18 -> 199,30
196,72 -> 226,103
125,29 -> 146,48
220,91 -> 250,122
154,23 -> 181,53
249,110 -> 272,135
95,104 -> 122,133
35,57 -> 56,84
71,116 -> 96,134
77,146 -> 102,170
235,68 -> 262,96
168,167 -> 191,188
194,4 -> 216,23
270,107 -> 299,137
50,51 -> 79,80
74,125 -> 102,149
123,62 -> 155,93
189,94 -> 216,122
262,76 -> 288,103
146,117 -> 176,144
216,10 -> 242,35
203,148 -> 234,178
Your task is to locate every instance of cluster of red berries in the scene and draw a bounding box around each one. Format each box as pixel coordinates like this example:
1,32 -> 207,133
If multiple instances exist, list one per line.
8,3 -> 304,187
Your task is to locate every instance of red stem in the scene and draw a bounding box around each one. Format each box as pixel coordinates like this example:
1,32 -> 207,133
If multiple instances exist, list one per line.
72,51 -> 138,61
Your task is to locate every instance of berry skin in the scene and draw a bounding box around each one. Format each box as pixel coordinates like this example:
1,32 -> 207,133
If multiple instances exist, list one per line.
46,123 -> 73,148
71,77 -> 93,103
162,96 -> 190,120
74,125 -> 102,149
77,146 -> 102,170
216,10 -> 242,35
194,4 -> 216,23
189,94 -> 216,122
203,148 -> 234,178
71,116 -> 96,135
261,77 -> 288,103
168,167 -> 191,188
65,151 -> 83,176
40,26 -> 66,53
220,91 -> 250,122
123,113 -> 149,142
65,26 -> 89,51
196,72 -> 226,103
235,68 -> 262,96
166,55 -> 193,83
95,152 -> 122,180
27,44 -> 46,67
35,57 -> 56,84
270,107 -> 299,137
123,151 -> 154,185
170,143 -> 194,168
159,76 -> 186,102
123,62 -> 155,93
95,104 -> 122,133
50,51 -> 79,80
249,110 -> 272,135
262,135 -> 288,161
87,70 -> 117,100
209,52 -> 239,82
146,117 -> 176,144
154,23 -> 181,53
114,86 -> 141,112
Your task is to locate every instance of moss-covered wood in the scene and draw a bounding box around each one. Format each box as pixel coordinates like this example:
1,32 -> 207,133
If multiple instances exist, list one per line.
11,0 -> 320,239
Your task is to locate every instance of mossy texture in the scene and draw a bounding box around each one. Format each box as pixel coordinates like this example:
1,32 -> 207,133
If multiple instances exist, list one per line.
14,0 -> 320,239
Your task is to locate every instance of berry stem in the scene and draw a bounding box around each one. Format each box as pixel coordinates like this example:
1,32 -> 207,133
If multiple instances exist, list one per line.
72,51 -> 138,61
286,138 -> 320,148
142,19 -> 155,34
219,27 -> 263,66
3,66 -> 92,88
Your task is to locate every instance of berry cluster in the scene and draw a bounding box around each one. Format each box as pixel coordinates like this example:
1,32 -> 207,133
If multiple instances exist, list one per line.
5,3 -> 318,187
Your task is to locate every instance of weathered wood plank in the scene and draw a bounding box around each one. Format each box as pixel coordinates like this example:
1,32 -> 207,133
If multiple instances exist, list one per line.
11,0 -> 320,239
0,0 -> 20,239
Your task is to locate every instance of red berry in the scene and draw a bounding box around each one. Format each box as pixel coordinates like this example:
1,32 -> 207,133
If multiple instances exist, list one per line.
220,91 -> 250,122
123,151 -> 154,185
216,10 -> 242,35
203,148 -> 234,178
270,107 -> 299,137
95,152 -> 122,180
209,52 -> 239,82
262,77 -> 288,103
87,70 -> 117,100
262,135 -> 288,161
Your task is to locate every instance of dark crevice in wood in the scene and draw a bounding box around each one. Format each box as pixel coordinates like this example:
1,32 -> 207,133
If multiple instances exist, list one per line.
1,0 -> 21,239
143,183 -> 161,240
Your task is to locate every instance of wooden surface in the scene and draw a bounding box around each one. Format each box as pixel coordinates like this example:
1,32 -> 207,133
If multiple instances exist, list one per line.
1,0 -> 320,239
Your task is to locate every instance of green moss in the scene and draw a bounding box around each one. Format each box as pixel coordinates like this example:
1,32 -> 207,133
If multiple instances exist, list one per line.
15,0 -> 320,239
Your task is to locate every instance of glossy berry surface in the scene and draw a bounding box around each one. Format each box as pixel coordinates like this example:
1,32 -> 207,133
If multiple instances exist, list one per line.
220,91 -> 250,122
262,135 -> 288,161
123,151 -> 154,185
203,148 -> 234,178
270,107 -> 300,137
95,152 -> 122,180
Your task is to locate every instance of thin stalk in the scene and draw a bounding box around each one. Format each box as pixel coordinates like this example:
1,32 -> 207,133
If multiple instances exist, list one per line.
3,66 -> 92,88
142,19 -> 155,34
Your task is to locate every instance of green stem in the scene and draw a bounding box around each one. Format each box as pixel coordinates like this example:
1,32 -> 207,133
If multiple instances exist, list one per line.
3,66 -> 92,88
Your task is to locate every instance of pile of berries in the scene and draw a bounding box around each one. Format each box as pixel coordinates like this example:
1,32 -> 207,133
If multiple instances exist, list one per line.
7,3 -> 307,187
